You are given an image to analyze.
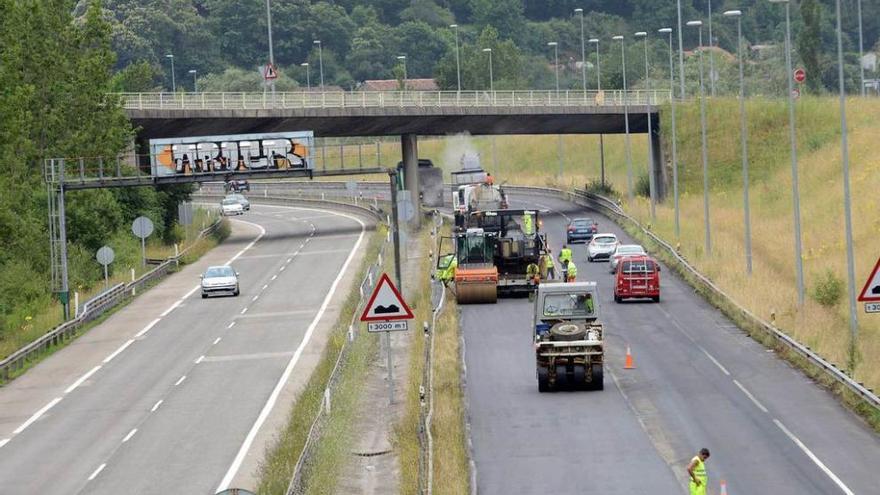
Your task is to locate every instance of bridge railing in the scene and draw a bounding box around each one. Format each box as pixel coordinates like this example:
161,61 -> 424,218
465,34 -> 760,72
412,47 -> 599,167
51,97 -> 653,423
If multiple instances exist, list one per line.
119,90 -> 670,111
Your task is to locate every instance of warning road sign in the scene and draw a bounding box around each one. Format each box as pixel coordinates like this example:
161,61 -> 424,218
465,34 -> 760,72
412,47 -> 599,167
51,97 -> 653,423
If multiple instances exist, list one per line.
360,273 -> 414,322
264,63 -> 278,80
794,68 -> 806,84
857,257 -> 880,302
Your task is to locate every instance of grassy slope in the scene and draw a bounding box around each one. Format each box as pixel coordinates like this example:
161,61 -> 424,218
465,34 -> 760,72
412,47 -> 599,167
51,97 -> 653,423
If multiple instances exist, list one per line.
413,97 -> 880,393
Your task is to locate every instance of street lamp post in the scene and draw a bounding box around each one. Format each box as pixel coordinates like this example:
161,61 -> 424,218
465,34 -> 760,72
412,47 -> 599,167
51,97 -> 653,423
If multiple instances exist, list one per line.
857,0 -> 865,97
676,0 -> 686,99
301,62 -> 310,90
165,54 -> 176,92
635,31 -> 656,219
548,42 -> 560,95
575,9 -> 587,99
188,69 -> 197,93
613,35 -> 634,202
724,10 -> 752,274
265,0 -> 275,95
707,0 -> 716,96
397,55 -> 408,90
660,27 -> 681,238
451,24 -> 462,93
834,0 -> 861,373
688,20 -> 712,254
483,48 -> 493,92
590,37 -> 606,188
314,40 -> 324,90
769,0 -> 805,305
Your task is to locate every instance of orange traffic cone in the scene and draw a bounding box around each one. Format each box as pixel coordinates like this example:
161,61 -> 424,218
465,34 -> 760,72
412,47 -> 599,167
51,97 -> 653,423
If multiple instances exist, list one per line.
720,480 -> 728,495
624,345 -> 635,369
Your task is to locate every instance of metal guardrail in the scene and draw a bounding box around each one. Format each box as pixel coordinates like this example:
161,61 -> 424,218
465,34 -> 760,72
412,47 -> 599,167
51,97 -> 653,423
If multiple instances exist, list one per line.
504,185 -> 880,411
0,218 -> 222,384
120,90 -> 670,111
422,211 -> 447,495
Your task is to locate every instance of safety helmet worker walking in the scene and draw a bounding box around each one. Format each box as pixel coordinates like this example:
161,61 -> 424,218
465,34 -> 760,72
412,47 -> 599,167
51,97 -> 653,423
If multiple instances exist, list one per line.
563,259 -> 577,282
687,448 -> 710,495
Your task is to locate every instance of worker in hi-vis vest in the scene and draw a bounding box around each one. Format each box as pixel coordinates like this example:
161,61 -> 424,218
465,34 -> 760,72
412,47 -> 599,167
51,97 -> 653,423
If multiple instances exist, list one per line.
543,249 -> 556,280
522,214 -> 534,236
687,448 -> 710,495
559,245 -> 573,264
563,259 -> 577,282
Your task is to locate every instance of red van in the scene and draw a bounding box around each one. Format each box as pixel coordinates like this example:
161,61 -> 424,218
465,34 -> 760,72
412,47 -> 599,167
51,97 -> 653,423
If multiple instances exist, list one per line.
613,255 -> 660,303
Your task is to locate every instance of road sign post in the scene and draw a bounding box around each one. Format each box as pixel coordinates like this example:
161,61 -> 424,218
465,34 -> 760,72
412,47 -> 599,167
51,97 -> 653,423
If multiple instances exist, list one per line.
361,272 -> 414,405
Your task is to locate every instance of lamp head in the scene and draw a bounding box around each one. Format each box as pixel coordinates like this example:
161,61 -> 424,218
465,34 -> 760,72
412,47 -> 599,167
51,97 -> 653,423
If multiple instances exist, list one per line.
658,28 -> 672,34
634,32 -> 647,38
723,10 -> 742,17
612,35 -> 624,41
686,20 -> 703,27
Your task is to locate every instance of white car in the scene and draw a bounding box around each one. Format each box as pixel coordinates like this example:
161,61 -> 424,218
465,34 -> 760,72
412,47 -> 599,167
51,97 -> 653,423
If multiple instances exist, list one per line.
220,198 -> 244,216
587,234 -> 619,262
225,193 -> 250,210
609,244 -> 647,273
201,265 -> 240,298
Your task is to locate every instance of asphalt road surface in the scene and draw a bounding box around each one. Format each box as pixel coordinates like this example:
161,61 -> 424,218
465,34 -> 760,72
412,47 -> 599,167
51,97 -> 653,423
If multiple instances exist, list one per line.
462,193 -> 880,495
0,204 -> 368,494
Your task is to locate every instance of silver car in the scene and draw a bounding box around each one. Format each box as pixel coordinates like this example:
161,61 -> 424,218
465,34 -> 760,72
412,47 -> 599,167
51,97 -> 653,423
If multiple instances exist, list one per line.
201,265 -> 240,298
609,244 -> 647,273
226,193 -> 250,211
220,198 -> 243,216
587,234 -> 619,262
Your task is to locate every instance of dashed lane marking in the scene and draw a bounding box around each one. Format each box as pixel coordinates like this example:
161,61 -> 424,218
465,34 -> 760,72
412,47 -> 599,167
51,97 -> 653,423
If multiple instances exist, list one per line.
774,419 -> 855,495
64,365 -> 102,394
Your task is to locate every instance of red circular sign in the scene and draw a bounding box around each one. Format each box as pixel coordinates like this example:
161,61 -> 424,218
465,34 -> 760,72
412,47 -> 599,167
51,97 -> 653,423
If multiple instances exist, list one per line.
794,68 -> 806,83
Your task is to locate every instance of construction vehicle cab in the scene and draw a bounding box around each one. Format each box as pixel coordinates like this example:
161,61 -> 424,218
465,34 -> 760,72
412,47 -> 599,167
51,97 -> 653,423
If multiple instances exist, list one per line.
534,282 -> 604,392
437,229 -> 499,304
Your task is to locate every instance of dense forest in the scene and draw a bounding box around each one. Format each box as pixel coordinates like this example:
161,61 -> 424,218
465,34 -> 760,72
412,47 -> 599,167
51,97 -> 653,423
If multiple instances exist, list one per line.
96,0 -> 880,94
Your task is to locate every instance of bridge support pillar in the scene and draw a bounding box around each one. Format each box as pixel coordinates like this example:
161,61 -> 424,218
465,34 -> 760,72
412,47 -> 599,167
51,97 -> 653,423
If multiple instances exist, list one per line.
651,119 -> 667,200
401,134 -> 420,229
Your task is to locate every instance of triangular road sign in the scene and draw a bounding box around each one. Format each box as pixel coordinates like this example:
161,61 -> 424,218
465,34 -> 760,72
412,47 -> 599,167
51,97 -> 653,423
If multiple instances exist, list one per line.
264,63 -> 278,80
361,273 -> 414,321
858,257 -> 880,302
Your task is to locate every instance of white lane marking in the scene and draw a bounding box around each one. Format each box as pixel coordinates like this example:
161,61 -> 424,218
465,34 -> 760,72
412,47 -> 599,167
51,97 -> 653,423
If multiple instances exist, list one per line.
292,251 -> 300,256
262,284 -> 269,291
773,419 -> 855,495
288,256 -> 294,262
14,397 -> 63,434
213,337 -> 222,345
159,299 -> 182,317
174,375 -> 186,386
227,322 -> 236,329
135,318 -> 161,338
279,265 -> 286,272
195,355 -> 205,364
0,439 -> 9,449
240,307 -> 248,315
700,347 -> 730,376
122,428 -> 137,443
182,285 -> 200,300
103,340 -> 135,364
64,365 -> 102,394
271,275 -> 278,281
226,219 -> 267,264
252,295 -> 259,302
88,463 -> 106,481
733,380 -> 769,413
217,210 -> 366,492
151,400 -> 163,412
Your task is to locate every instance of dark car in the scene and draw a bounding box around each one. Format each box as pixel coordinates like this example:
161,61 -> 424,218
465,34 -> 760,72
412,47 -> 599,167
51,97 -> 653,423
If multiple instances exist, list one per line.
225,179 -> 250,193
566,217 -> 598,244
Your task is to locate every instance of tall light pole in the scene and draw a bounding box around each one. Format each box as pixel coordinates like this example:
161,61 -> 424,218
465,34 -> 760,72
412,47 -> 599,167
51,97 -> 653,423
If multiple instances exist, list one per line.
769,0 -> 805,305
590,37 -> 606,188
635,31 -> 656,219
857,0 -> 865,97
575,9 -> 587,97
265,0 -> 275,95
688,20 -> 712,254
314,40 -> 324,90
676,0 -> 686,99
483,48 -> 493,92
707,0 -> 716,96
301,62 -> 310,90
835,0 -> 860,374
660,27 -> 681,238
397,55 -> 408,90
725,10 -> 752,274
451,24 -> 462,93
548,42 -> 560,95
188,69 -> 197,93
614,35 -> 634,202
166,54 -> 176,92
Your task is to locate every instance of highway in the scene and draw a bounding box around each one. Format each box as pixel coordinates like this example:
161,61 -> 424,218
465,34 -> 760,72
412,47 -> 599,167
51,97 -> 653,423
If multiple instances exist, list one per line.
462,193 -> 880,495
0,204 -> 370,494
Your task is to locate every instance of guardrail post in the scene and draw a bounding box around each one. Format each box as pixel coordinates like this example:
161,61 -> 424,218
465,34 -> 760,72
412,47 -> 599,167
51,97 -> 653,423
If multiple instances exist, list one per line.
74,291 -> 79,319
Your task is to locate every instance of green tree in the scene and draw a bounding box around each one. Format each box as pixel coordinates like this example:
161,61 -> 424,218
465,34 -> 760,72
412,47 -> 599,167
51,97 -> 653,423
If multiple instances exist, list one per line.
469,0 -> 525,39
797,0 -> 823,93
400,0 -> 455,27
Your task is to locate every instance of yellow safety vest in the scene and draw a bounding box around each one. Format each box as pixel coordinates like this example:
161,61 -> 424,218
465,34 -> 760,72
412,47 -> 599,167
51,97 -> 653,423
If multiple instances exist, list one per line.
527,263 -> 540,278
689,457 -> 707,495
566,261 -> 577,279
522,215 -> 534,235
544,255 -> 555,269
560,248 -> 573,263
